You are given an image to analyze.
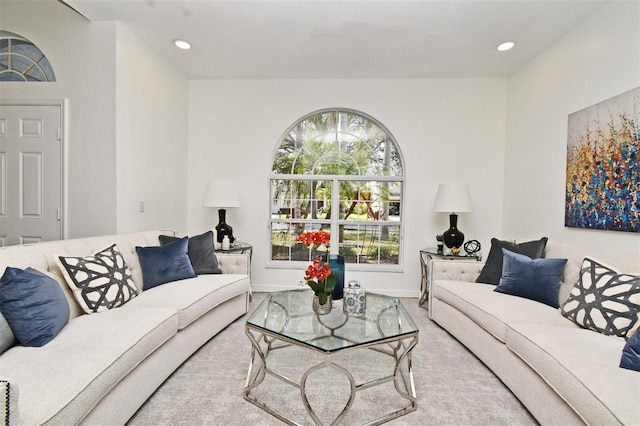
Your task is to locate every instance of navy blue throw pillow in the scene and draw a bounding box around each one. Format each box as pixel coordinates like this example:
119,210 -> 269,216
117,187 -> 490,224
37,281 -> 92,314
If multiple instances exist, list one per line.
620,331 -> 640,372
494,249 -> 567,308
0,267 -> 70,347
136,237 -> 196,290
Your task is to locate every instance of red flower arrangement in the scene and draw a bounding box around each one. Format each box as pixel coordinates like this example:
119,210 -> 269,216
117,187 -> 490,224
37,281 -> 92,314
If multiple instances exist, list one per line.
296,230 -> 335,305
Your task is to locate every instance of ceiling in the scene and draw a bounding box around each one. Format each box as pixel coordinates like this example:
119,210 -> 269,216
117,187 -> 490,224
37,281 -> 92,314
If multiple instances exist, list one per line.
59,0 -> 608,80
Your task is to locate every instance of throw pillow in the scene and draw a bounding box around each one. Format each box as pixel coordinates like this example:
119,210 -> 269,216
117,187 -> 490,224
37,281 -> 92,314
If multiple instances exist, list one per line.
159,231 -> 222,274
0,267 -> 70,347
136,236 -> 196,290
0,311 -> 15,354
620,330 -> 640,372
56,244 -> 139,314
494,249 -> 567,308
561,258 -> 640,338
476,237 -> 549,285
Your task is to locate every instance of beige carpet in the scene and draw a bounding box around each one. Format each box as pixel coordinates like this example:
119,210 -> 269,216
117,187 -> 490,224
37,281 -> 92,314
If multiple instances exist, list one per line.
127,293 -> 537,425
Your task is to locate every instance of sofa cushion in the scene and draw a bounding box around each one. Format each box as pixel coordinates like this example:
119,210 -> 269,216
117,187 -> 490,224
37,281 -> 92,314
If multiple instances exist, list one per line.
620,330 -> 640,372
432,280 -> 575,343
0,306 -> 178,425
56,244 -> 139,314
124,273 -> 250,330
506,323 -> 640,425
561,257 -> 640,338
0,267 -> 70,347
495,249 -> 567,308
159,231 -> 222,275
136,237 -> 196,290
476,237 -> 548,285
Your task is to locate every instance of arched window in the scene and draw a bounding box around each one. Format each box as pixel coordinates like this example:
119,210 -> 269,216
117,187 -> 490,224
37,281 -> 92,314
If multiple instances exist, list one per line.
0,31 -> 56,82
270,108 -> 405,269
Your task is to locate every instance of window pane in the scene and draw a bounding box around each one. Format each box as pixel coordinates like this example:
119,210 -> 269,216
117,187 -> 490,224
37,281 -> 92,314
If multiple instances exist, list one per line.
338,224 -> 400,265
340,180 -> 402,222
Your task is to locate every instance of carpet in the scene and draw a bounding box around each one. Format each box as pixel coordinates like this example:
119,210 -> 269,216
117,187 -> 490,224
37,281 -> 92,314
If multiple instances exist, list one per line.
127,293 -> 536,425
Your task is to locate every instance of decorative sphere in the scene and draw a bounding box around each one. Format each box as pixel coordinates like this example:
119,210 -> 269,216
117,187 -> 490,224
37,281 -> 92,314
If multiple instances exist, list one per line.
464,239 -> 481,254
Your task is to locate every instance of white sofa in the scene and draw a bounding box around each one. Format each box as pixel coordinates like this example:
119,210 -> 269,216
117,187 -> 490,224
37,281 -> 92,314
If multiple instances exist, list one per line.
429,240 -> 639,425
0,230 -> 251,425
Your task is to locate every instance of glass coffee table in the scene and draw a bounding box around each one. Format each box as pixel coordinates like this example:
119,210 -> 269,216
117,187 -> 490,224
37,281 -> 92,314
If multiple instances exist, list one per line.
244,289 -> 419,425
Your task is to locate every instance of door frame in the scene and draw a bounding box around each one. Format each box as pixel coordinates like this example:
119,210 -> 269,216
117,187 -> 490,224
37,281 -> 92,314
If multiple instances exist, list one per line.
1,99 -> 67,241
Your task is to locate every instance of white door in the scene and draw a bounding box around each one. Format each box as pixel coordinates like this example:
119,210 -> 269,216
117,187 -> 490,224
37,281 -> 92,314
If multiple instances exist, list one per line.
0,104 -> 63,246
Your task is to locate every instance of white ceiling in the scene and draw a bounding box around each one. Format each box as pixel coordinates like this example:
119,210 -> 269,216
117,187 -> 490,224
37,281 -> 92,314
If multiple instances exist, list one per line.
60,0 -> 609,79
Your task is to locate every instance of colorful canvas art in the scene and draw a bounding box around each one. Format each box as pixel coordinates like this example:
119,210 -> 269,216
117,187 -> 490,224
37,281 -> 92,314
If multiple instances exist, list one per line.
565,87 -> 639,233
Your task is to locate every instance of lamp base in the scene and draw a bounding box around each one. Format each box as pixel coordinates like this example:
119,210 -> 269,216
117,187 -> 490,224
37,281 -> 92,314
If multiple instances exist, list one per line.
215,209 -> 235,243
442,213 -> 464,249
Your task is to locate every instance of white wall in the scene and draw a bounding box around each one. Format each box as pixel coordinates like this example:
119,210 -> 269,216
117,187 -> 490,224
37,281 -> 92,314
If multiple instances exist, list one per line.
188,79 -> 508,296
1,1 -> 190,239
504,1 -> 640,255
0,0 -> 118,238
115,23 -> 189,234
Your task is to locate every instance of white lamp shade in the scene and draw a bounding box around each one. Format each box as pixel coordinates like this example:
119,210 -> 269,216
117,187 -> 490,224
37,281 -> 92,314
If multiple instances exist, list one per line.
434,183 -> 472,213
202,179 -> 240,208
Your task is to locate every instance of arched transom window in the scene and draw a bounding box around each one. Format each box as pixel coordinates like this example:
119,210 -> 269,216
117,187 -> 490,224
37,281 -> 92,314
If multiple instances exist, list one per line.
270,108 -> 405,269
0,31 -> 56,82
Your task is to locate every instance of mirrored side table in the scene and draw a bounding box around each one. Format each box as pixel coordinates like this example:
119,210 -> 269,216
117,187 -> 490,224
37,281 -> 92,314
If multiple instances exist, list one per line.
419,248 -> 481,308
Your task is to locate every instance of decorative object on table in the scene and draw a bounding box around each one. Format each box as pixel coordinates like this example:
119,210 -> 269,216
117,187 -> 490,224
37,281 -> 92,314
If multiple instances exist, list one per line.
343,280 -> 366,316
565,87 -> 639,233
434,183 -> 473,249
436,234 -> 444,254
450,246 -> 461,256
222,235 -> 230,251
296,230 -> 337,313
201,178 -> 240,244
323,254 -> 345,300
463,239 -> 481,255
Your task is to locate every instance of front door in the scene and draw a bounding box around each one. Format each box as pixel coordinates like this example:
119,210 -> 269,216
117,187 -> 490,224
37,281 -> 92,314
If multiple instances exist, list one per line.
0,104 -> 63,246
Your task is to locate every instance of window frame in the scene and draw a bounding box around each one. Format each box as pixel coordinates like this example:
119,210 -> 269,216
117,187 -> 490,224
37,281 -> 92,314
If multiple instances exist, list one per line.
268,108 -> 405,272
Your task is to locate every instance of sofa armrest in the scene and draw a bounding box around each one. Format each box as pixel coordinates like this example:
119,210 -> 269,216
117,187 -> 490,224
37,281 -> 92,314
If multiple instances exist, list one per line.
216,253 -> 250,276
431,259 -> 485,283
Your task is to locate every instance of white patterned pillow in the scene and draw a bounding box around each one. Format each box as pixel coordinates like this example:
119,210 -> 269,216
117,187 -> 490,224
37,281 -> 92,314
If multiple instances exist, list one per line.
561,257 -> 640,338
56,244 -> 139,314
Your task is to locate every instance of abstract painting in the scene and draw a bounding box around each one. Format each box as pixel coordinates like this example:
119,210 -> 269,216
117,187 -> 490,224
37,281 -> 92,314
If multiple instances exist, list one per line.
565,87 -> 639,233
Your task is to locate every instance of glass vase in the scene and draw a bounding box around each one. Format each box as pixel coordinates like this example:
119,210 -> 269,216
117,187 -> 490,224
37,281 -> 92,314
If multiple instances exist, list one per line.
322,254 -> 345,300
312,294 -> 332,315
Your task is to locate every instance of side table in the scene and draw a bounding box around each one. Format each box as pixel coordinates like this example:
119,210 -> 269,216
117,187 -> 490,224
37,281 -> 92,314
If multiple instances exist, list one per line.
216,242 -> 253,299
419,248 -> 481,308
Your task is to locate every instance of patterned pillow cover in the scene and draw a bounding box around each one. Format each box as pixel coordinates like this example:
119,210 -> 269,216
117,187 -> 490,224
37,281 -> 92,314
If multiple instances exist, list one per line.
561,257 -> 640,339
56,244 -> 139,314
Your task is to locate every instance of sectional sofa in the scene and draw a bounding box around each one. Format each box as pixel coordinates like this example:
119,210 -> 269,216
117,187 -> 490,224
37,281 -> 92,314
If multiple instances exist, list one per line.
0,230 -> 251,425
429,239 -> 639,425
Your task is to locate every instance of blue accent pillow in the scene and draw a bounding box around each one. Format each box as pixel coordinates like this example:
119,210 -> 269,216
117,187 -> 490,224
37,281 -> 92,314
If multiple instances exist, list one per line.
620,331 -> 640,372
0,267 -> 70,347
476,237 -> 548,285
494,249 -> 567,308
136,237 -> 196,290
159,231 -> 222,274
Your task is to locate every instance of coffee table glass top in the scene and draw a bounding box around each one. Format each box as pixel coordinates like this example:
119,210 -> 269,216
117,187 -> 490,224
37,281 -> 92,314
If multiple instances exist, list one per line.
246,289 -> 418,353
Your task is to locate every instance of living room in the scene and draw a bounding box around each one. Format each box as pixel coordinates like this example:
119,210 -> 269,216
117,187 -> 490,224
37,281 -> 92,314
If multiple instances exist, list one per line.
1,1 -> 639,425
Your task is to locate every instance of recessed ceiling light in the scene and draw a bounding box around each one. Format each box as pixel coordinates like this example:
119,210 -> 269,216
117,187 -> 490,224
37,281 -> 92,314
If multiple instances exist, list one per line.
174,39 -> 191,50
496,41 -> 515,52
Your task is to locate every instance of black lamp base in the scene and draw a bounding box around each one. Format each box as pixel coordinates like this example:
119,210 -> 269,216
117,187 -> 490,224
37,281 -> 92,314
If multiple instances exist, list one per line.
215,208 -> 235,243
442,213 -> 464,249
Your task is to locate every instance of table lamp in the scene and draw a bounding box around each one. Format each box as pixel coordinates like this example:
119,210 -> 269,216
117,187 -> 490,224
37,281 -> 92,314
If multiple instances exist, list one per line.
202,179 -> 240,244
434,183 -> 472,250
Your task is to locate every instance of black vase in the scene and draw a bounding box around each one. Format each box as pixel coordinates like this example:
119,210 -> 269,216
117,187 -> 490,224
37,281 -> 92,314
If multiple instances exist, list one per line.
442,213 -> 464,249
215,209 -> 234,243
